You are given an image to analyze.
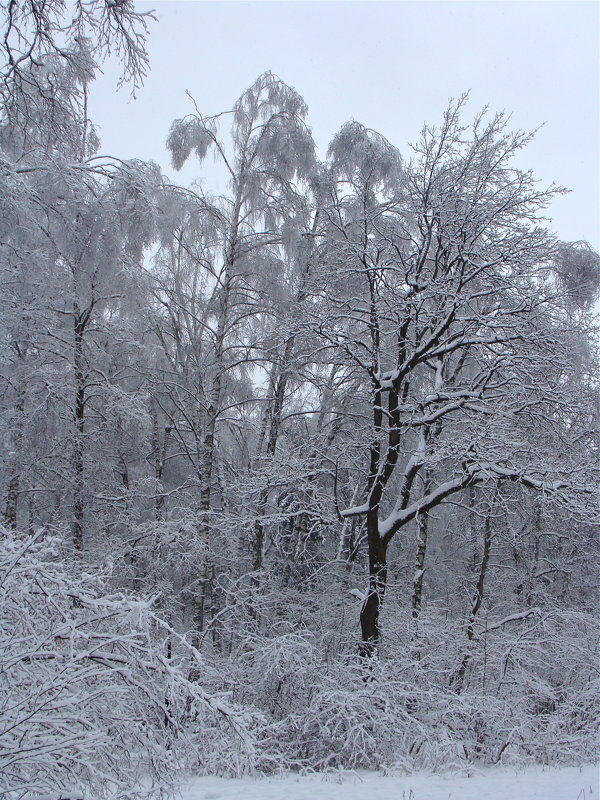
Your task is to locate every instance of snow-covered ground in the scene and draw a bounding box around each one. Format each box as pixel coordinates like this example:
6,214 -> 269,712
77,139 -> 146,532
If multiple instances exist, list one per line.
181,764 -> 599,800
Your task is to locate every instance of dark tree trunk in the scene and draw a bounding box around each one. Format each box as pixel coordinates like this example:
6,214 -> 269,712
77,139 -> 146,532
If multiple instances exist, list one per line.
72,307 -> 89,551
411,471 -> 433,618
452,511 -> 492,692
359,510 -> 388,657
4,473 -> 20,530
252,341 -> 293,571
4,384 -> 25,529
152,405 -> 171,519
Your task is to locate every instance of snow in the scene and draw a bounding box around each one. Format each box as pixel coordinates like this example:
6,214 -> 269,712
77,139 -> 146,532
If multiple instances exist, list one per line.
180,764 -> 599,800
348,588 -> 366,602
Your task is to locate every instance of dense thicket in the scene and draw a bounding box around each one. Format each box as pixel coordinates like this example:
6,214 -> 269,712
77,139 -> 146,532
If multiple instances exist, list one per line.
0,5 -> 598,797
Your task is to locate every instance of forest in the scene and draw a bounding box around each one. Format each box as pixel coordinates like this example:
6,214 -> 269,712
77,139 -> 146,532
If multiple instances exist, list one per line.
0,2 -> 598,798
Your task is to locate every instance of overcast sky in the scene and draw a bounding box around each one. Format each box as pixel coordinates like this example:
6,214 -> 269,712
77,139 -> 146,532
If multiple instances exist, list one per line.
90,0 -> 599,250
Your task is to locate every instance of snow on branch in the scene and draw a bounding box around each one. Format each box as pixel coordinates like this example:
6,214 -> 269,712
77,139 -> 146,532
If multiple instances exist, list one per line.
0,529 -> 262,800
378,459 -> 590,542
482,608 -> 541,634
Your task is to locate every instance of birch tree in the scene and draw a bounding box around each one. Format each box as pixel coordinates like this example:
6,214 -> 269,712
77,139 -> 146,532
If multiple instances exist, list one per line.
0,51 -> 163,548
164,72 -> 316,632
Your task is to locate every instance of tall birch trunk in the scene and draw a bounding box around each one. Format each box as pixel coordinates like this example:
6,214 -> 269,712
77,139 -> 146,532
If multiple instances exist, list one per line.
194,193 -> 242,637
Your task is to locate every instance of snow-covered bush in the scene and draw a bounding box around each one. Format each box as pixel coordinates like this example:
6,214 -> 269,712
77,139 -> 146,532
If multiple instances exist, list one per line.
383,606 -> 600,768
5,524 -> 593,796
230,604 -> 599,773
232,636 -> 418,772
0,529 -> 260,799
237,631 -> 320,717
484,608 -> 600,764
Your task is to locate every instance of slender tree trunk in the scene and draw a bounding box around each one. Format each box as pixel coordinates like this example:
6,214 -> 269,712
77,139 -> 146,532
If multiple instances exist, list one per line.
194,356 -> 224,636
452,511 -> 492,692
194,200 -> 240,638
152,403 -> 171,519
253,372 -> 275,466
4,387 -> 25,529
208,564 -> 223,651
250,209 -> 319,571
337,484 -> 361,564
72,307 -> 88,551
411,471 -> 433,618
525,496 -> 542,607
4,472 -> 20,530
252,338 -> 294,570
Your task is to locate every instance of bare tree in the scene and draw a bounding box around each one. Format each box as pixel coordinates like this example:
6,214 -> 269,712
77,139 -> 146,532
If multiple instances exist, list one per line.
319,102 -> 595,656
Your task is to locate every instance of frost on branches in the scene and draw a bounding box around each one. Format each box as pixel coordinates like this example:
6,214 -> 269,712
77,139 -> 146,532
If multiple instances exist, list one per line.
0,4 -> 598,782
0,529 -> 261,800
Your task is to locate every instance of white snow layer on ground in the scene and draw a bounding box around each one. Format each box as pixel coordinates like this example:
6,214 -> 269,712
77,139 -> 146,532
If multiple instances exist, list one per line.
181,764 -> 599,800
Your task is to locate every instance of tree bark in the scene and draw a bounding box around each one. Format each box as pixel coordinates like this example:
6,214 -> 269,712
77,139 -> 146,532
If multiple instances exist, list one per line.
252,337 -> 294,571
359,509 -> 388,657
194,196 -> 241,637
411,470 -> 433,618
4,387 -> 25,529
72,304 -> 90,551
452,510 -> 492,692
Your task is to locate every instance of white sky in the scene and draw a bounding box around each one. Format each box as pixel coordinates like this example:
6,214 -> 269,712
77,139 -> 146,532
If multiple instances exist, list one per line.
90,0 -> 600,250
